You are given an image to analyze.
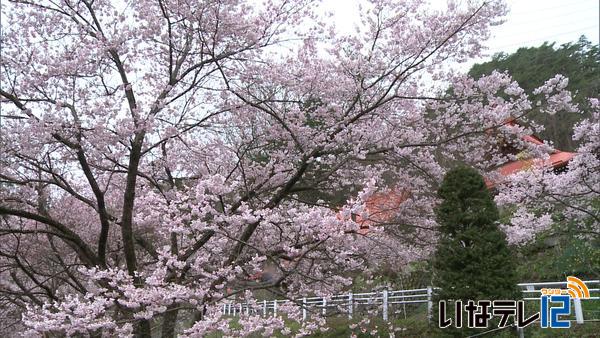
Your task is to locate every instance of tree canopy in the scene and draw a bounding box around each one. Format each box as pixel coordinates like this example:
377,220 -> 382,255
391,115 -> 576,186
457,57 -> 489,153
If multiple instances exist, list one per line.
0,1 -> 597,336
469,36 -> 599,150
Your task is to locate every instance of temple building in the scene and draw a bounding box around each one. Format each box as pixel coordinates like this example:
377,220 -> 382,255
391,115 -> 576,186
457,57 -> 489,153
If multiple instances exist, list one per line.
358,119 -> 576,231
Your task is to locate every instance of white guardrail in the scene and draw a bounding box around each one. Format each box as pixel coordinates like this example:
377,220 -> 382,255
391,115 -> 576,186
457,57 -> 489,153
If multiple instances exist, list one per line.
220,280 -> 599,323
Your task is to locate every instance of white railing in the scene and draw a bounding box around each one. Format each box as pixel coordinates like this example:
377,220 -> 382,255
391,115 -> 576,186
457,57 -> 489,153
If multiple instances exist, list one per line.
221,280 -> 599,323
220,286 -> 434,321
518,279 -> 599,324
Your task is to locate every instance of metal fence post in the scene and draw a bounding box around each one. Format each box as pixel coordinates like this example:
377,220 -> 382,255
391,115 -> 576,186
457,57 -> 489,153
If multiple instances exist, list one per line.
382,289 -> 388,321
348,292 -> 353,319
263,300 -> 267,317
302,297 -> 307,321
322,298 -> 327,316
427,286 -> 433,324
573,298 -> 584,324
245,303 -> 250,315
274,300 -> 278,315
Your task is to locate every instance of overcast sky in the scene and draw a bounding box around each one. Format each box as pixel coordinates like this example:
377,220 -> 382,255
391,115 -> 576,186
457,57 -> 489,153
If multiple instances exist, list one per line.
323,0 -> 599,67
482,0 -> 598,53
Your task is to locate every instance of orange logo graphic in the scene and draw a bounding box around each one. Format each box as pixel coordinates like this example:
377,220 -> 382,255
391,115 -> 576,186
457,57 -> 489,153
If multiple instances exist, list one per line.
566,276 -> 590,299
540,276 -> 589,299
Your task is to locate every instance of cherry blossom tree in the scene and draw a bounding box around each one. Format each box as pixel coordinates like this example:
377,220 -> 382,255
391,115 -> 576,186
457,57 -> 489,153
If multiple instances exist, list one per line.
0,0 -> 595,336
495,97 -> 599,244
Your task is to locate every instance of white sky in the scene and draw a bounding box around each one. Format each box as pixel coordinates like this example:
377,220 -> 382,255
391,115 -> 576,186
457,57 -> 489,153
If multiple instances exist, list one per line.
323,0 -> 599,67
482,0 -> 599,54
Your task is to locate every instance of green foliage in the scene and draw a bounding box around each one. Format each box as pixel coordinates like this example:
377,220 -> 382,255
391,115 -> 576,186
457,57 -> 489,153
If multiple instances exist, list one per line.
301,96 -> 327,129
433,166 -> 518,302
468,35 -> 599,151
515,220 -> 600,281
436,166 -> 499,235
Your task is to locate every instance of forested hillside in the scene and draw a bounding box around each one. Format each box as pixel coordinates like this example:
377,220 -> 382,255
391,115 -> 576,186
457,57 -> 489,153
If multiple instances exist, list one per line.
469,36 -> 599,151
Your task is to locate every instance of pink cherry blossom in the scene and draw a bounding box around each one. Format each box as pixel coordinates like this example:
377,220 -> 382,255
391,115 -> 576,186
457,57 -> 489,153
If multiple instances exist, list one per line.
0,0 -> 596,336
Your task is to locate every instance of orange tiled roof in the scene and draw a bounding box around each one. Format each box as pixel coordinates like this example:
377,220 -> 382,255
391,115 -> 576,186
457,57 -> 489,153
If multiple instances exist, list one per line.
358,120 -> 576,231
485,119 -> 575,188
484,151 -> 575,188
349,190 -> 410,234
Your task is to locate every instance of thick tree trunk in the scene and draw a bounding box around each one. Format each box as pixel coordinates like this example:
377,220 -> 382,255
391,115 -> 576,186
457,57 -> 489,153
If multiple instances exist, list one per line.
120,135 -> 152,337
136,320 -> 152,338
161,305 -> 180,338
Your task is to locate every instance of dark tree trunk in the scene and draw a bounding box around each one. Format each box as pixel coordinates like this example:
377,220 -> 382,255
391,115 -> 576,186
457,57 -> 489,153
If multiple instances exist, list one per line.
161,305 -> 179,338
136,320 -> 152,338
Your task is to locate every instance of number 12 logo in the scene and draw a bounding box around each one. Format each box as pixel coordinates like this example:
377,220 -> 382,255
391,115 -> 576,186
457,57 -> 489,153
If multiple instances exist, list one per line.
540,295 -> 571,328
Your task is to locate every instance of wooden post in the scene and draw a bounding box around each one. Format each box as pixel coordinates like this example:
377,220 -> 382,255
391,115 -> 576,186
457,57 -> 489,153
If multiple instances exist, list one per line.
382,290 -> 388,321
274,300 -> 278,315
263,300 -> 267,317
322,298 -> 327,316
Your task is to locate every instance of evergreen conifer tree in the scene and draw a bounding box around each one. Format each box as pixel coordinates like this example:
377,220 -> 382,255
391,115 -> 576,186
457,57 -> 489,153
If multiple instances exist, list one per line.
433,166 -> 518,303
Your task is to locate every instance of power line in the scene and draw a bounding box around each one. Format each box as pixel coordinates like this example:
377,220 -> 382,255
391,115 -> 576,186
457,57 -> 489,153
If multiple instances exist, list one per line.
504,9 -> 600,28
490,25 -> 598,50
509,0 -> 597,16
